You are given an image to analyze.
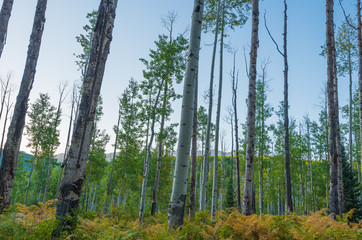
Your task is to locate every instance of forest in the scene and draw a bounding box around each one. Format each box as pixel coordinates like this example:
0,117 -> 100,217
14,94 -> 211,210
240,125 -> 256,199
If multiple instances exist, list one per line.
0,0 -> 361,239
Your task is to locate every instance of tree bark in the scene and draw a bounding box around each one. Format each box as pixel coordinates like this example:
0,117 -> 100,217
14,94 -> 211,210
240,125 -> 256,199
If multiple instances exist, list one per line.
211,0 -> 224,218
55,0 -> 118,221
242,0 -> 259,216
283,0 -> 293,214
189,72 -> 198,221
0,0 -> 14,59
0,0 -> 47,214
326,0 -> 340,218
168,0 -> 204,228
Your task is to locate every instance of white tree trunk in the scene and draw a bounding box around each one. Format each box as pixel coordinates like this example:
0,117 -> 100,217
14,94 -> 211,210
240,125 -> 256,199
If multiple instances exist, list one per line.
168,0 -> 204,228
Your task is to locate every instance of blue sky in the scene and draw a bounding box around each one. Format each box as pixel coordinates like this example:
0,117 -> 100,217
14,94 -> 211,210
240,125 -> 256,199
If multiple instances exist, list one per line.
0,0 -> 356,154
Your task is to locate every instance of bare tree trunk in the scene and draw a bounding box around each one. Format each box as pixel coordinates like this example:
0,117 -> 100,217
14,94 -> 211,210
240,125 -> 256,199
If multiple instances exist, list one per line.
0,0 -> 14,58
0,89 -> 12,163
24,146 -> 38,205
282,0 -> 293,214
55,0 -> 118,223
189,72 -> 198,221
168,0 -> 204,228
0,74 -> 11,122
326,0 -> 340,218
0,0 -> 47,214
211,0 -> 224,218
242,0 -> 259,216
231,54 -> 240,210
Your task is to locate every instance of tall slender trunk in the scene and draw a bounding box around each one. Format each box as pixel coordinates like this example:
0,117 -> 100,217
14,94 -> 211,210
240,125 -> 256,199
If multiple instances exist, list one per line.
189,73 -> 198,221
242,0 -> 259,216
326,0 -> 340,217
231,53 -> 240,211
55,0 -> 118,223
24,146 -> 38,205
0,0 -> 14,59
211,0 -> 224,218
139,79 -> 164,222
258,66 -> 266,215
200,0 -> 220,211
282,0 -> 293,214
43,86 -> 65,203
104,105 -> 121,214
168,0 -> 204,228
0,0 -> 47,214
151,80 -> 168,216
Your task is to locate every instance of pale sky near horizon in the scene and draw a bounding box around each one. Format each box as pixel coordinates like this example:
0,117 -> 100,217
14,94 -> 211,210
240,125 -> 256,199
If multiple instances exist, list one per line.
0,0 -> 356,155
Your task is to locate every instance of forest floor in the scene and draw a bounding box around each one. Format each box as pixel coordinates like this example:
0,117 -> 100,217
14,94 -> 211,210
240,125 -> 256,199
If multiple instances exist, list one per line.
0,200 -> 361,239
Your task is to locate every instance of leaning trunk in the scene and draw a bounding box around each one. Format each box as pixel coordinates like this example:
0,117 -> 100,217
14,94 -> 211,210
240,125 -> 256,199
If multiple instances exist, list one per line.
168,0 -> 204,228
242,0 -> 259,216
0,0 -> 14,59
0,0 -> 47,214
55,0 -> 118,223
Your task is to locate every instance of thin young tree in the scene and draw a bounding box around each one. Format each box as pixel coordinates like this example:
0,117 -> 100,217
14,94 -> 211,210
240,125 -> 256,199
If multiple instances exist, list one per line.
24,93 -> 56,205
168,0 -> 204,228
200,0 -> 221,211
0,0 -> 14,59
231,52 -> 241,211
242,0 -> 259,216
211,0 -> 225,218
0,0 -> 47,214
264,0 -> 292,213
55,0 -> 118,223
42,83 -> 66,203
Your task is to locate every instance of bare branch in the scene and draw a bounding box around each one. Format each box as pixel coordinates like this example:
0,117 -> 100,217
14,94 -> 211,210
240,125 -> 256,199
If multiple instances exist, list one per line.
264,11 -> 284,57
339,0 -> 358,30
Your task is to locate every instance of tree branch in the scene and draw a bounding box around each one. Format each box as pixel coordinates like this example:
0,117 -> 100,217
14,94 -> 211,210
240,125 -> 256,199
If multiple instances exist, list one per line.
264,11 -> 284,57
339,0 -> 358,30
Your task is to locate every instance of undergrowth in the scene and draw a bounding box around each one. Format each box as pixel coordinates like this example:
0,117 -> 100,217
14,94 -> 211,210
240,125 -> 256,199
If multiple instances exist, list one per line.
0,200 -> 361,239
